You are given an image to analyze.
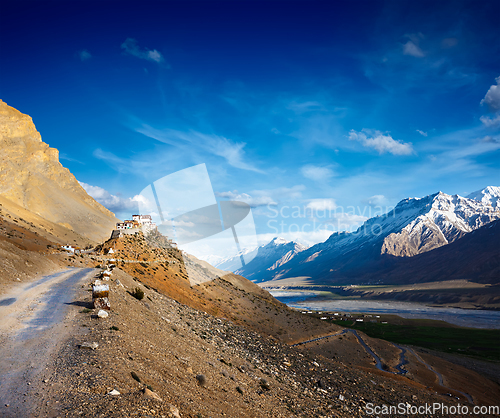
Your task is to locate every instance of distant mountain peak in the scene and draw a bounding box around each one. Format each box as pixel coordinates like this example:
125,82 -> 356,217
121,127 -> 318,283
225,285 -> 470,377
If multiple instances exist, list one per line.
467,186 -> 500,209
269,237 -> 289,245
215,236 -> 307,281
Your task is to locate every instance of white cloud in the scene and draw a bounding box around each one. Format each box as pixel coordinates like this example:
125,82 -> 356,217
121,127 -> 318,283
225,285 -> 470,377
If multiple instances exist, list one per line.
300,164 -> 335,181
364,195 -> 388,206
78,50 -> 91,61
480,114 -> 500,127
349,129 -> 414,155
216,190 -> 276,208
121,38 -> 164,63
480,76 -> 500,127
416,129 -> 428,137
217,185 -> 305,209
79,181 -> 148,214
403,40 -> 425,58
305,199 -> 337,212
136,124 -> 263,173
481,76 -> 500,111
331,212 -> 369,228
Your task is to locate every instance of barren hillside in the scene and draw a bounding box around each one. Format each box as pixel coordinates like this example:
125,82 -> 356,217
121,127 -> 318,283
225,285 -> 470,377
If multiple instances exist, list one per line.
28,267 -> 499,418
0,99 -> 119,244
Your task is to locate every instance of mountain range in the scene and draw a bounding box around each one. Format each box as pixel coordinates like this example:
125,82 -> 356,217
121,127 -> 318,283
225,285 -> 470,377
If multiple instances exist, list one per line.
218,187 -> 500,285
214,237 -> 308,282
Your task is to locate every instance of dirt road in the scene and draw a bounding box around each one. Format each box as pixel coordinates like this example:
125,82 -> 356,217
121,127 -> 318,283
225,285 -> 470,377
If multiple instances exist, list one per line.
0,268 -> 95,417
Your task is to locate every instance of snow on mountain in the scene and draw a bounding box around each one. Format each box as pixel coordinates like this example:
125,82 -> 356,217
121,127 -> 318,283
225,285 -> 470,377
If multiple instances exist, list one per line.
467,186 -> 500,209
213,246 -> 259,272
211,186 -> 500,285
215,237 -> 308,282
313,189 -> 500,259
266,187 -> 500,284
381,190 -> 500,256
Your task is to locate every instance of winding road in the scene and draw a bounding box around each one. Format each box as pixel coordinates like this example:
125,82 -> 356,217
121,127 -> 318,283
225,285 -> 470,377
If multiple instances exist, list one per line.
292,328 -> 474,403
0,268 -> 95,417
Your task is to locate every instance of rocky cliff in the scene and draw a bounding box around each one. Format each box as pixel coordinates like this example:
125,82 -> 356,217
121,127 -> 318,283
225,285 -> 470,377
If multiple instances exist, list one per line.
0,100 -> 119,243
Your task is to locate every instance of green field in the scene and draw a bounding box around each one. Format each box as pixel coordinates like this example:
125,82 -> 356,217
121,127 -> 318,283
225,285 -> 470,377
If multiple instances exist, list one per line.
329,319 -> 500,362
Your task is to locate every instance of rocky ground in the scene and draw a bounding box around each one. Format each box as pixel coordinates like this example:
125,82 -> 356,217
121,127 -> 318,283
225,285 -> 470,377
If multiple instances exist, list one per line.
1,231 -> 499,417
27,268 -> 498,418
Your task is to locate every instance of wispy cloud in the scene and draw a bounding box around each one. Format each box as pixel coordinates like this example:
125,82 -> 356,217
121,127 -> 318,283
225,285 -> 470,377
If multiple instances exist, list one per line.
403,41 -> 425,58
92,148 -> 181,178
363,31 -> 477,94
287,101 -> 326,114
480,114 -> 500,127
300,164 -> 335,181
79,181 -> 147,215
60,153 -> 83,164
218,185 -> 306,213
121,38 -> 165,64
441,37 -> 458,49
416,129 -> 428,137
349,129 -> 414,155
402,33 -> 425,58
78,49 -> 91,61
136,124 -> 263,173
215,190 -> 276,207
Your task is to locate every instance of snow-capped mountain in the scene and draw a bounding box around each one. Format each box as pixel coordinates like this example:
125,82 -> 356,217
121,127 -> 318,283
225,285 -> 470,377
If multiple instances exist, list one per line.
381,190 -> 500,257
215,237 -> 308,282
212,246 -> 259,272
265,187 -> 500,285
467,185 -> 500,209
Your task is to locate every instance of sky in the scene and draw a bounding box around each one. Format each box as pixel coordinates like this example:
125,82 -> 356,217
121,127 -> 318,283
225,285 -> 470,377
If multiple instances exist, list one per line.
1,0 -> 499,259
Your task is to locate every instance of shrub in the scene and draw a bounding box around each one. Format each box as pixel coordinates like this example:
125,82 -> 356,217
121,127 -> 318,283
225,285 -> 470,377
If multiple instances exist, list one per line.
131,287 -> 144,300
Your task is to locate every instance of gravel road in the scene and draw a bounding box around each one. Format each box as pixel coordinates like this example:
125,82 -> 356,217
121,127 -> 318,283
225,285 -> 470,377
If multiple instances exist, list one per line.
0,268 -> 95,417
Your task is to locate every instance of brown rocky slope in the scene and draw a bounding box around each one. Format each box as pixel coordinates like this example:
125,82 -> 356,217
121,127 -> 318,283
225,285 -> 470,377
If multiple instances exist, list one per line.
0,99 -> 119,244
28,265 -> 498,418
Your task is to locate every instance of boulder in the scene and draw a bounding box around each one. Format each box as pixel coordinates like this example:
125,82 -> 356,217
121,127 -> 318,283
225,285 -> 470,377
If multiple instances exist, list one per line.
168,404 -> 181,418
79,342 -> 98,350
97,309 -> 109,318
143,388 -> 162,401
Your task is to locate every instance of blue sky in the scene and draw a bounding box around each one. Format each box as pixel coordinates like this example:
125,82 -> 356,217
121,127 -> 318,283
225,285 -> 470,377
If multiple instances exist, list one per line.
1,0 -> 499,255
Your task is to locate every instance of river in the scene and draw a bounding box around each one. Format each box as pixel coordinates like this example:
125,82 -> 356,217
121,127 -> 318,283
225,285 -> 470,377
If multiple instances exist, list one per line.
269,291 -> 500,329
